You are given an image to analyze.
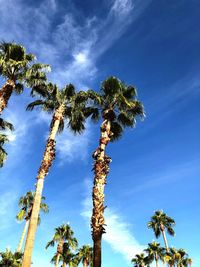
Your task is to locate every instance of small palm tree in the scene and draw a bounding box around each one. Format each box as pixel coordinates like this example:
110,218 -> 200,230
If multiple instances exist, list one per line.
46,224 -> 78,267
88,76 -> 144,267
16,191 -> 49,252
0,249 -> 22,267
148,210 -> 175,252
131,253 -> 150,267
0,133 -> 9,167
0,118 -> 14,167
144,242 -> 165,267
0,42 -> 50,113
76,245 -> 93,267
22,83 -> 94,267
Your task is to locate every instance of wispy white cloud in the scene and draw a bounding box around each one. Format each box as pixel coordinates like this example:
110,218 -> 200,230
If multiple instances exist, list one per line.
81,179 -> 144,262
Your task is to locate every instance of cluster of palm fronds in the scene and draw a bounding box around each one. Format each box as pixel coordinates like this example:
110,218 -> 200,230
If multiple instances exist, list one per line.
131,210 -> 192,267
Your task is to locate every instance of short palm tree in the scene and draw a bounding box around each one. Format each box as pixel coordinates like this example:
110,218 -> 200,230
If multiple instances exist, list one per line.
76,245 -> 93,267
16,191 -> 49,252
0,42 -> 50,113
0,249 -> 22,267
144,242 -> 165,267
88,76 -> 144,267
0,117 -> 14,167
131,253 -> 150,267
46,224 -> 78,267
148,210 -> 175,252
22,83 -> 93,267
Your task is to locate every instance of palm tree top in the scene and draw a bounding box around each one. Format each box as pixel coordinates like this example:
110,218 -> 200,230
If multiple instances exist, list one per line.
88,76 -> 145,141
46,223 -> 78,250
16,191 -> 49,221
27,82 -> 96,134
131,252 -> 150,267
0,41 -> 50,91
148,210 -> 175,238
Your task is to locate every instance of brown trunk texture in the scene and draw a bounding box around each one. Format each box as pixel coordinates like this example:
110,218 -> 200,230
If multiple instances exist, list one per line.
0,79 -> 15,114
91,119 -> 112,267
22,106 -> 64,267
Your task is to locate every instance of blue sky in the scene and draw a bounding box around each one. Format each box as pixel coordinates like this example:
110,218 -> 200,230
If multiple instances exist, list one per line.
0,0 -> 200,266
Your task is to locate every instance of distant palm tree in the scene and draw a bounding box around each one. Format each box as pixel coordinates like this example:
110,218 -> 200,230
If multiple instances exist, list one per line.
88,76 -> 144,267
22,83 -> 94,267
76,245 -> 93,267
144,242 -> 165,267
131,253 -> 150,267
148,210 -> 175,252
0,118 -> 14,167
46,224 -> 78,267
0,133 -> 9,167
16,191 -> 49,252
0,249 -> 22,267
0,42 -> 50,113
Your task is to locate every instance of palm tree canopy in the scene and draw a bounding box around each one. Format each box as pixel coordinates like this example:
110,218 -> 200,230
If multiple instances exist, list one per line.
0,249 -> 22,267
16,191 -> 49,221
0,42 -> 50,93
87,76 -> 144,141
27,83 -> 95,134
0,133 -> 9,167
147,210 -> 175,238
131,253 -> 150,267
144,241 -> 165,262
46,224 -> 78,250
76,245 -> 93,266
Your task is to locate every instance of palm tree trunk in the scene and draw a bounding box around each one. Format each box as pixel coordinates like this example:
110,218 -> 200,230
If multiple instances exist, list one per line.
17,219 -> 29,252
160,224 -> 169,252
22,106 -> 64,267
156,258 -> 159,267
62,262 -> 66,267
0,79 -> 15,114
92,118 -> 112,267
83,259 -> 89,267
56,253 -> 61,267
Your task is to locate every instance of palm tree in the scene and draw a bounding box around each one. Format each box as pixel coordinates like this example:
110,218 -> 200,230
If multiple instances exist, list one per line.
0,249 -> 22,267
22,83 -> 92,267
144,242 -> 165,267
131,253 -> 150,267
0,42 -> 50,113
16,191 -> 49,252
88,76 -> 144,267
148,210 -> 175,252
76,245 -> 93,267
0,117 -> 14,167
0,133 -> 9,167
46,224 -> 78,267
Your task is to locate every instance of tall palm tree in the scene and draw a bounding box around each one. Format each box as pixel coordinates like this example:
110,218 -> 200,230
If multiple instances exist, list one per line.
148,210 -> 175,252
0,249 -> 22,267
21,83 -> 92,267
88,76 -> 144,267
46,224 -> 78,267
0,117 -> 14,167
131,253 -> 150,267
0,42 -> 50,113
76,245 -> 93,267
22,83 -> 93,267
144,242 -> 165,267
16,191 -> 49,252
